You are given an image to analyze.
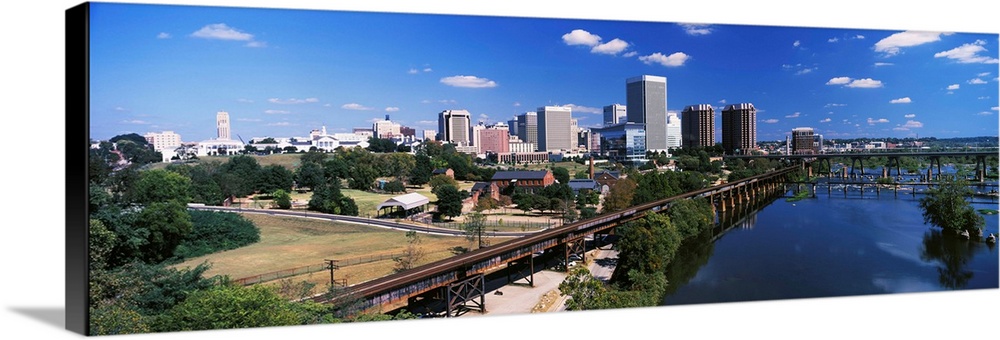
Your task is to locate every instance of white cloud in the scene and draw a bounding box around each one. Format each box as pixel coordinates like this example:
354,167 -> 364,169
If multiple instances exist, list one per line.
420,99 -> 432,104
591,38 -> 630,55
976,111 -> 993,116
268,98 -> 319,104
867,118 -> 890,124
890,97 -> 912,104
438,99 -> 458,104
947,84 -> 960,90
237,118 -> 261,122
874,31 -> 951,56
793,40 -> 801,47
423,67 -> 433,72
560,104 -> 601,114
157,32 -> 171,39
762,119 -> 779,124
622,51 -> 638,58
341,103 -> 373,110
993,106 -> 999,111
828,38 -> 839,43
892,127 -> 909,131
979,72 -> 992,77
191,23 -> 254,41
562,29 -> 601,46
679,23 -> 712,35
902,120 -> 923,128
874,62 -> 894,67
121,119 -> 149,125
264,109 -> 291,114
385,107 -> 400,112
820,118 -> 832,123
245,41 -> 267,48
513,102 -> 521,107
114,106 -> 128,112
639,52 -> 690,67
826,77 -> 852,85
408,69 -> 419,74
785,112 -> 801,118
267,122 -> 294,126
968,78 -> 987,84
846,78 -> 884,88
718,99 -> 727,104
904,114 -> 916,118
934,40 -> 1000,64
856,35 -> 866,39
825,103 -> 846,107
441,75 -> 498,88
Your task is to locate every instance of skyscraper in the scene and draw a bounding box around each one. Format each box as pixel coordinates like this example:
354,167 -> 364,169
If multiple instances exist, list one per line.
536,106 -> 572,152
666,112 -> 681,149
216,111 -> 231,140
721,103 -> 757,155
681,104 -> 716,148
516,111 -> 538,147
626,75 -> 668,152
438,109 -> 471,145
603,103 -> 627,126
792,127 -> 816,155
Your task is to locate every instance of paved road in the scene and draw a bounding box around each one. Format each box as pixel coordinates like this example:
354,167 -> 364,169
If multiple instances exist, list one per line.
187,204 -> 537,238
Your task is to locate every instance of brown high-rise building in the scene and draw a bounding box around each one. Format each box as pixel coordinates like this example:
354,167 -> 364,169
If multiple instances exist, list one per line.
681,104 -> 715,148
721,103 -> 757,155
791,127 -> 816,155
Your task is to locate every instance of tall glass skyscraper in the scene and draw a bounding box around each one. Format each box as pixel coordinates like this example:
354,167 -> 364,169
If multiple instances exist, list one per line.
438,109 -> 471,145
626,75 -> 668,152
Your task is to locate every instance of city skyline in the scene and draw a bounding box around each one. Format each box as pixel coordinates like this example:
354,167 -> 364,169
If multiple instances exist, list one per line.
89,3 -> 999,144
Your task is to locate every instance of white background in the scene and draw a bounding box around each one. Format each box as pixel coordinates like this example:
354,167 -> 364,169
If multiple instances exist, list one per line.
1,1 -> 997,339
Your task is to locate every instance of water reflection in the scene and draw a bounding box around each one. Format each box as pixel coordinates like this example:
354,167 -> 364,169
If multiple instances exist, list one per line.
919,229 -> 991,289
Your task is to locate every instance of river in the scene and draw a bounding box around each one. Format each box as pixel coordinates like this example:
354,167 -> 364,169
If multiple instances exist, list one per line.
661,175 -> 999,306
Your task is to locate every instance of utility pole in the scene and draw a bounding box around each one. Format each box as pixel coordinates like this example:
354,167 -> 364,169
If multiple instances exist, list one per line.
325,259 -> 340,286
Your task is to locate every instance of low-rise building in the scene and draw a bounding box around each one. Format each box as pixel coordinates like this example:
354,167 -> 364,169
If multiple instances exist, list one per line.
490,170 -> 555,194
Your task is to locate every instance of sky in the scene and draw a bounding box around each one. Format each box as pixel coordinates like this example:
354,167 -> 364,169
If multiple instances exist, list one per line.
89,3 -> 999,143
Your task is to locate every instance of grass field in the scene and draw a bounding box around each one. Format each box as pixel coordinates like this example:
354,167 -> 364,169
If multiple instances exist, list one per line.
171,213 -> 493,290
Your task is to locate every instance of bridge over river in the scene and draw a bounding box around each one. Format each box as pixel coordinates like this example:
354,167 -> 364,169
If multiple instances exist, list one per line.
308,166 -> 800,317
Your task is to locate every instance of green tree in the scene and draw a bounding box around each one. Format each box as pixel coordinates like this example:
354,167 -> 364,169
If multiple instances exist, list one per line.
127,169 -> 192,204
434,184 -> 464,220
409,154 -> 434,186
257,164 -> 294,193
601,177 -> 637,213
428,174 -> 459,191
308,183 -> 359,216
173,210 -> 260,260
133,201 -> 193,263
552,167 -> 570,184
294,161 -> 327,190
89,219 -> 116,271
272,189 -> 292,209
347,163 -> 377,191
614,212 -> 682,284
918,176 -> 985,234
512,192 -> 535,214
668,198 -> 715,239
574,170 -> 590,179
462,211 -> 488,248
155,284 -> 306,331
219,155 -> 262,197
393,231 -> 425,273
383,180 -> 406,193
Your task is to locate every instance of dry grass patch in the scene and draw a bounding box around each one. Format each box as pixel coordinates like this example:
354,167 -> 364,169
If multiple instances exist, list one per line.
171,213 -> 480,283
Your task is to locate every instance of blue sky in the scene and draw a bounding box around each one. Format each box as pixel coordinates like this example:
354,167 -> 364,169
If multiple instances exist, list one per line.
88,2 -> 999,143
